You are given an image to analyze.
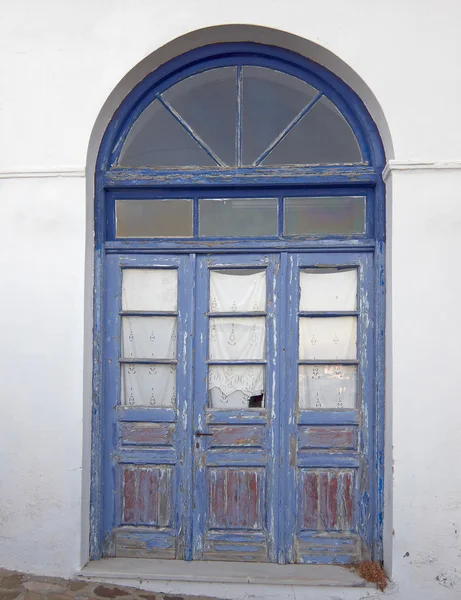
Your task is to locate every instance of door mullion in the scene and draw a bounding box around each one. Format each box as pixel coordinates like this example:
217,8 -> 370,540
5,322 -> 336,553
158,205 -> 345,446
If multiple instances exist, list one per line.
191,255 -> 208,559
280,252 -> 299,563
178,253 -> 195,560
275,251 -> 289,563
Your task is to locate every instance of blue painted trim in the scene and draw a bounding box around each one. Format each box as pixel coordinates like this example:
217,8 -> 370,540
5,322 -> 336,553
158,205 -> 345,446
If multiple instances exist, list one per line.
103,165 -> 379,187
106,241 -> 377,254
236,66 -> 243,167
296,454 -> 360,468
278,251 -> 291,563
297,411 -> 359,425
116,448 -> 178,464
116,407 -> 176,422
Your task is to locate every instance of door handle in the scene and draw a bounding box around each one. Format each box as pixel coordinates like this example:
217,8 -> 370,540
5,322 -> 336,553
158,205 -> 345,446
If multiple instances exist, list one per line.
195,431 -> 213,437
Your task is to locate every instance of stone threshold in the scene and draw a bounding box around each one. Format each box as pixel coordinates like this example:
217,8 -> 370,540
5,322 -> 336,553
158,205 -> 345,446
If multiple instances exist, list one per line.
79,558 -> 369,588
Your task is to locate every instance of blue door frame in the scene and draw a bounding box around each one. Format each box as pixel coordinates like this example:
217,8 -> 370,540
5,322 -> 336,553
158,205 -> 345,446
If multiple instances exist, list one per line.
90,42 -> 386,564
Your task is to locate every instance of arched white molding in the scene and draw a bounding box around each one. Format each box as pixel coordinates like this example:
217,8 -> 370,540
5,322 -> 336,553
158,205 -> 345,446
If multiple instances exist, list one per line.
86,24 -> 394,177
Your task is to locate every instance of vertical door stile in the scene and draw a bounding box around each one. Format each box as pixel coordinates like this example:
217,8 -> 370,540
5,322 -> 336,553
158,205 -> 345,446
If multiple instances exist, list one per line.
357,253 -> 375,558
192,256 -> 208,559
102,254 -> 121,555
281,252 -> 300,563
177,253 -> 196,560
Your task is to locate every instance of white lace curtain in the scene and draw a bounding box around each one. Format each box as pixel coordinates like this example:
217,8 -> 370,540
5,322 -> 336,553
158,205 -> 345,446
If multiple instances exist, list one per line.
208,270 -> 267,408
121,269 -> 178,407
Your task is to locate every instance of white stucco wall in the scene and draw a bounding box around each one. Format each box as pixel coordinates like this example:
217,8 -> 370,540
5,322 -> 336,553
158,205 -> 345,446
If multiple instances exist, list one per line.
1,1 -> 461,598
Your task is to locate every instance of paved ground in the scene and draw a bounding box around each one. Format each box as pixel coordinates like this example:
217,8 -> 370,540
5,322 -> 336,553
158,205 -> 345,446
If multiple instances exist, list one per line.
0,570 -> 219,600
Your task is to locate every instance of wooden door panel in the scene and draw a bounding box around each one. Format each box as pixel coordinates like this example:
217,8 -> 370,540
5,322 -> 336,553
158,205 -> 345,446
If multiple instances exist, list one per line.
116,464 -> 175,558
121,465 -> 173,526
207,467 -> 264,530
298,426 -> 357,450
208,425 -> 265,448
299,469 -> 355,532
296,533 -> 360,564
119,422 -> 175,446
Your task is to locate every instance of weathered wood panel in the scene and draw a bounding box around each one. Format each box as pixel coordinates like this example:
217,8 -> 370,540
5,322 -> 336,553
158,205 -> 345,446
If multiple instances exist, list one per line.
115,528 -> 176,559
298,426 -> 356,450
209,425 -> 265,448
122,465 -> 172,526
299,469 -> 355,532
208,467 -> 263,530
120,422 -> 175,446
296,532 -> 360,564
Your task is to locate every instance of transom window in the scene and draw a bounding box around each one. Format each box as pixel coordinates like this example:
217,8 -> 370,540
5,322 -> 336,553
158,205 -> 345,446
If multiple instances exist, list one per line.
93,43 -> 385,568
117,66 -> 363,168
112,193 -> 367,239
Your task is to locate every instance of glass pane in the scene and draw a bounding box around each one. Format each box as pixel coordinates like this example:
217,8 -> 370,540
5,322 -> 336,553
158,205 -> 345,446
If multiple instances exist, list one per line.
118,99 -> 216,167
299,317 -> 357,360
242,66 -> 319,165
262,95 -> 362,165
209,318 -> 265,360
164,67 -> 237,166
121,364 -> 176,407
300,268 -> 357,311
199,198 -> 278,237
284,196 -> 365,235
210,269 -> 266,312
116,200 -> 193,238
208,365 -> 265,408
122,269 -> 178,312
122,317 -> 177,359
298,365 -> 357,409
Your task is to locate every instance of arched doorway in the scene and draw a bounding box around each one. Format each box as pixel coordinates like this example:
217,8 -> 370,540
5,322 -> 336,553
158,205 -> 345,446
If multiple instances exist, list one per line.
92,43 -> 385,565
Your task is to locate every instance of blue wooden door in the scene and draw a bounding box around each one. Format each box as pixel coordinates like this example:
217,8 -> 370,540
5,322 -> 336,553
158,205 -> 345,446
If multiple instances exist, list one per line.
282,252 -> 375,564
192,254 -> 280,562
103,250 -> 375,563
103,253 -> 194,559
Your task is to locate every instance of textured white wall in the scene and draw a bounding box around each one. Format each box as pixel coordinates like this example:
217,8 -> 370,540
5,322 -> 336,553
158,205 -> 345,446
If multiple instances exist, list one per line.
1,1 -> 461,598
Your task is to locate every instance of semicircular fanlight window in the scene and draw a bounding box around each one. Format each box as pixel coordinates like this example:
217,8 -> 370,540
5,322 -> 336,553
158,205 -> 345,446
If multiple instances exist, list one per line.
118,65 -> 363,167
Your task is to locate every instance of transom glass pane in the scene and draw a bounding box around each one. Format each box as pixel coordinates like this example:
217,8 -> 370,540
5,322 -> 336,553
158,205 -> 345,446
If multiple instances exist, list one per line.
116,200 -> 193,238
262,95 -> 362,165
299,317 -> 357,360
122,364 -> 176,407
122,269 -> 178,312
163,67 -> 237,166
209,269 -> 266,312
284,196 -> 366,235
208,365 -> 265,408
209,318 -> 266,360
118,99 -> 216,167
298,365 -> 357,409
300,268 -> 357,311
242,66 -> 319,165
122,316 -> 177,359
199,198 -> 278,237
